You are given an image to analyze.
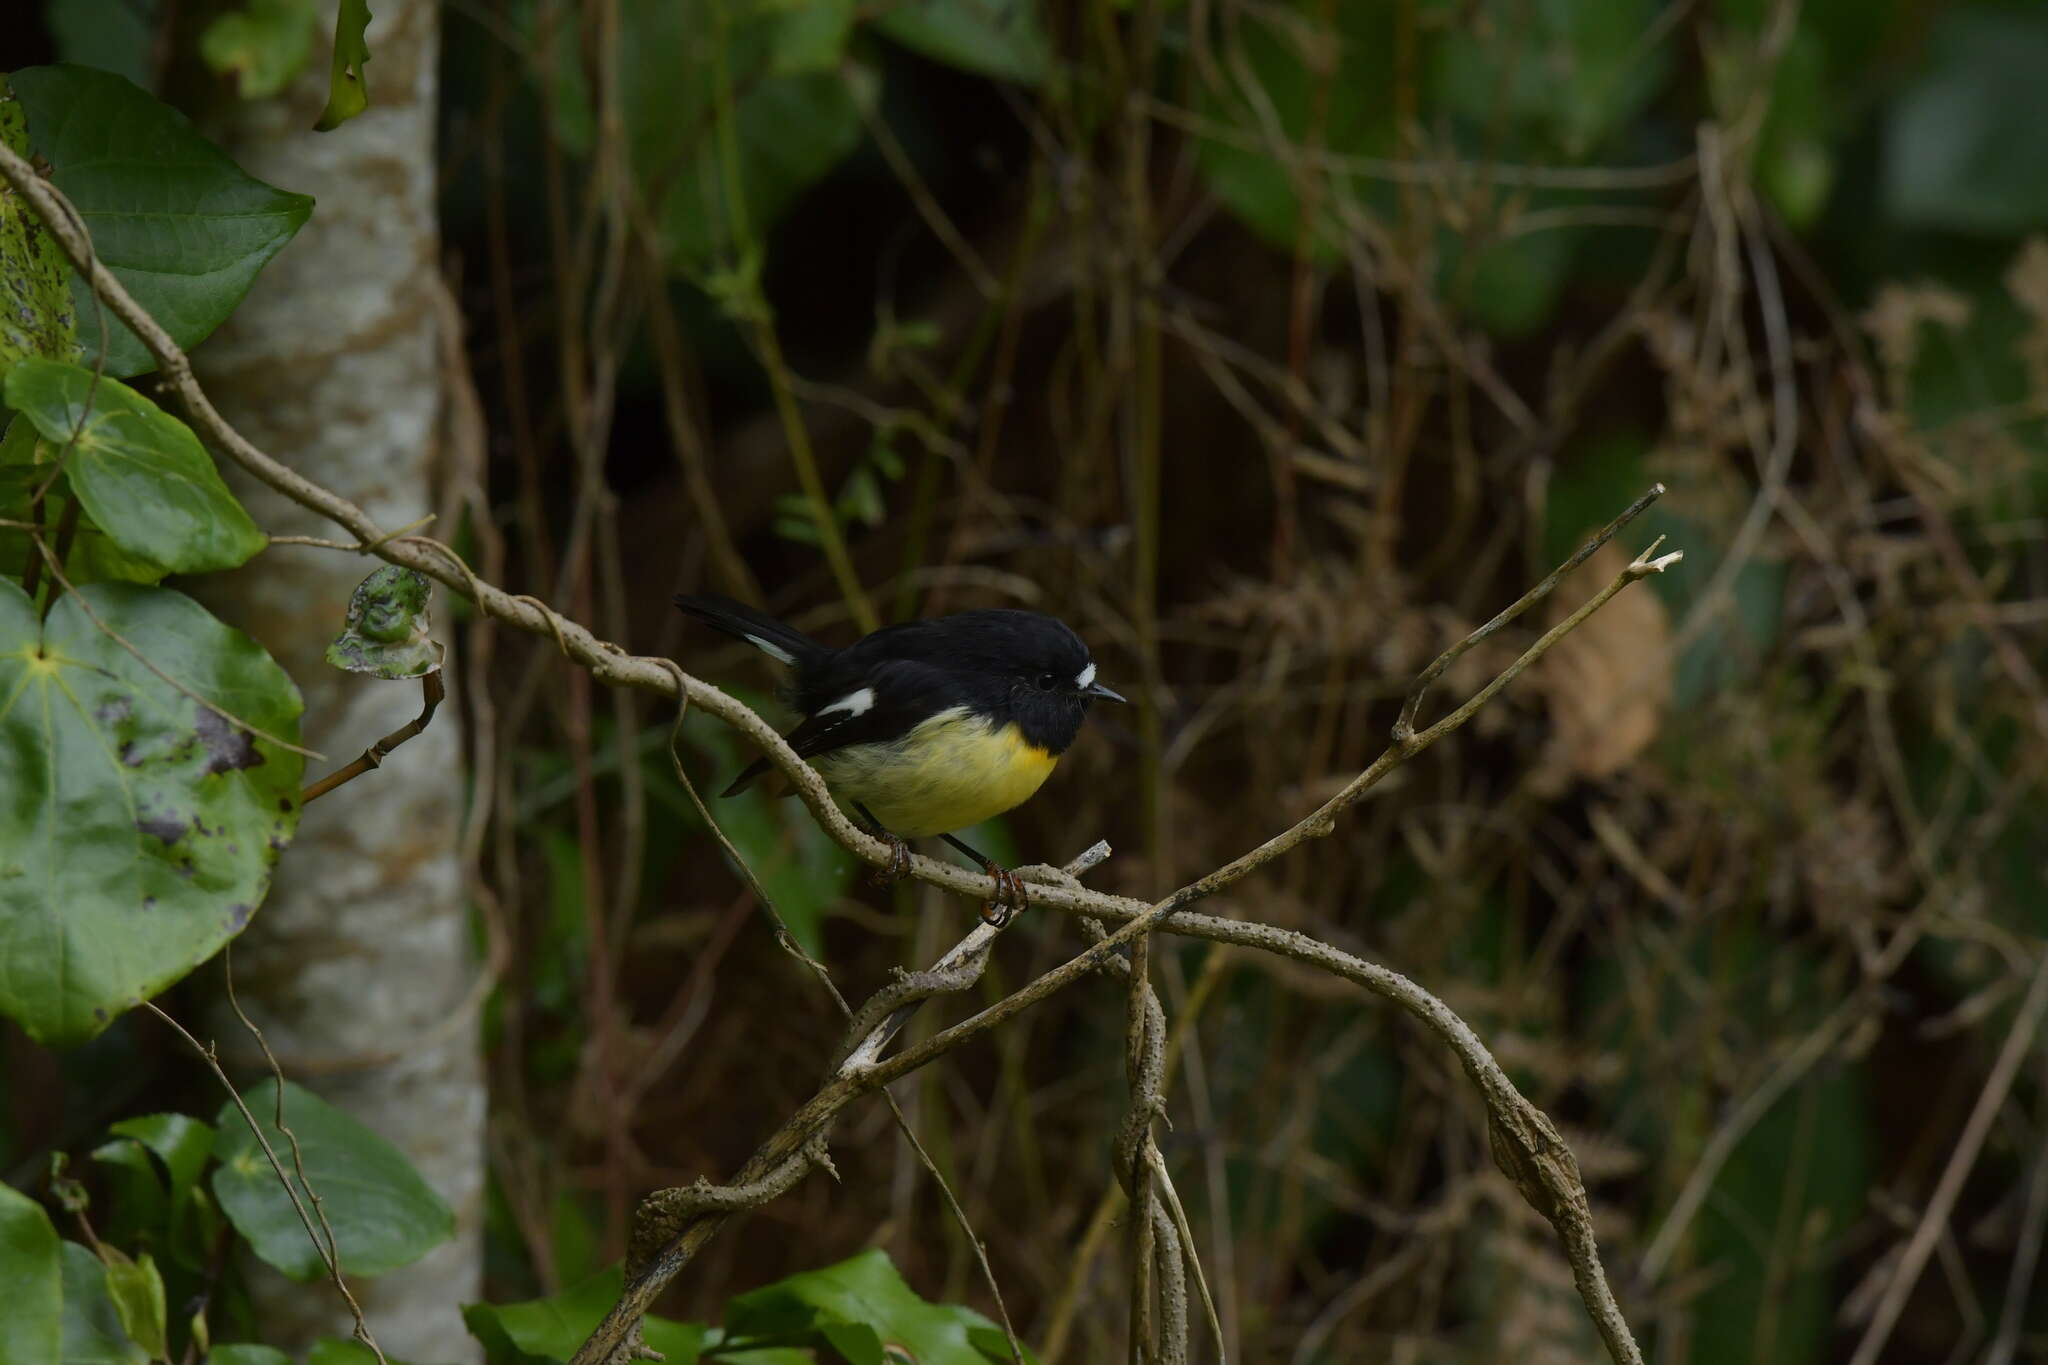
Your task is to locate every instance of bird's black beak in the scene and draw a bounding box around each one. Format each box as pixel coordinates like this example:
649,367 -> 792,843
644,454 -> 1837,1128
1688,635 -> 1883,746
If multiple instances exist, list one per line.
1086,682 -> 1127,704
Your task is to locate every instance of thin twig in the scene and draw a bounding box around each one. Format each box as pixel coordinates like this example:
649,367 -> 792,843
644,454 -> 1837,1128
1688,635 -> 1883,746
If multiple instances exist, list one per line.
142,1003 -> 389,1365
300,669 -> 447,804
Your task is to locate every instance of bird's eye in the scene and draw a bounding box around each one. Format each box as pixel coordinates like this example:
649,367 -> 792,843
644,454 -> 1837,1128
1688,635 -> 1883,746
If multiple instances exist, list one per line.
1036,671 -> 1059,691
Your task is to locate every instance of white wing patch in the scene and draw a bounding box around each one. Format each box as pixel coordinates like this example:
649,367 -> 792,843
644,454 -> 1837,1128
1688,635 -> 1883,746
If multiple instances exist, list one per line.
742,634 -> 797,665
817,686 -> 875,719
1076,662 -> 1096,690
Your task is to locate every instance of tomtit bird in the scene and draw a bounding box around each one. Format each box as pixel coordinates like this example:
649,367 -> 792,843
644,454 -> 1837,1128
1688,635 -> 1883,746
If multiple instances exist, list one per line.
674,594 -> 1125,923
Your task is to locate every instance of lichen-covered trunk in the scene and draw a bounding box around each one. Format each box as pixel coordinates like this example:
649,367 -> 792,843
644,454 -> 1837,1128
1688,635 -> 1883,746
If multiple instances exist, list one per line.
191,5 -> 483,1359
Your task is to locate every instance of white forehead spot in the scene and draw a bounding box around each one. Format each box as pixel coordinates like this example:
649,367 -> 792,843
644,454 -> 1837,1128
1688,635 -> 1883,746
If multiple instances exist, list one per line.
1076,662 -> 1096,690
817,686 -> 875,718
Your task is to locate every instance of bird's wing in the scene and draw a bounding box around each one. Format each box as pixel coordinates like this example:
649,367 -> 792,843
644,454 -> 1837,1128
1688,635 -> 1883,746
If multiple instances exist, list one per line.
720,659 -> 965,796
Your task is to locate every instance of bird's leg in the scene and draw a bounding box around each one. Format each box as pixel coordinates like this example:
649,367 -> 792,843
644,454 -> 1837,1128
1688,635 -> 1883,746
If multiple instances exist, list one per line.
940,831 -> 1028,928
855,803 -> 912,886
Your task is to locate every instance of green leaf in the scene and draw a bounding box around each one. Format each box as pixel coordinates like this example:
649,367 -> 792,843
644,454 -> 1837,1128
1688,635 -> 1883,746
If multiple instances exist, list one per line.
316,0 -> 375,131
208,1347 -> 293,1365
1884,8 -> 2048,235
41,0 -> 158,88
97,1248 -> 167,1363
871,0 -> 1053,85
656,65 -> 875,273
57,1241 -> 147,1365
4,358 -> 267,574
1191,2 -> 1399,262
201,0 -> 323,100
106,1113 -> 216,1264
8,64 -> 314,378
0,467 -> 172,589
681,709 -> 855,957
324,566 -> 439,678
0,1183 -> 63,1365
88,1140 -> 168,1250
108,1115 -> 215,1224
966,1324 -> 1035,1363
818,1321 -> 884,1365
210,1079 -> 453,1282
0,580 -> 304,1045
462,1266 -> 706,1365
0,77 -> 82,387
763,0 -> 855,75
724,1249 -> 1031,1365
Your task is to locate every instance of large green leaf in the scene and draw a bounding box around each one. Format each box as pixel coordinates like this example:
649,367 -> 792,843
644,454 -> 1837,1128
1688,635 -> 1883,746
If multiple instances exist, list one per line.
463,1266 -> 707,1365
0,1183 -> 63,1365
57,1241 -> 147,1365
210,1079 -> 453,1282
4,358 -> 267,575
0,579 -> 304,1045
1884,7 -> 2048,235
8,64 -> 314,378
723,1249 -> 1034,1364
0,77 -> 81,387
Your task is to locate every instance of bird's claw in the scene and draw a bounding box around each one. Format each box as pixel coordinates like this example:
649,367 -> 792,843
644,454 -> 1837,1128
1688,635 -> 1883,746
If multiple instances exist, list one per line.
977,862 -> 1028,929
870,833 -> 913,887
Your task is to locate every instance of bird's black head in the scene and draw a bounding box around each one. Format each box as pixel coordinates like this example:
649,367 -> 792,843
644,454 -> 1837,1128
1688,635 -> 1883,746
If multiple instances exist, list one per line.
927,610 -> 1125,753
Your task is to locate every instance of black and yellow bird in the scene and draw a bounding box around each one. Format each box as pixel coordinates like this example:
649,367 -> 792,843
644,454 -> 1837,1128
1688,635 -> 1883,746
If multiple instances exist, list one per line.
674,594 -> 1125,923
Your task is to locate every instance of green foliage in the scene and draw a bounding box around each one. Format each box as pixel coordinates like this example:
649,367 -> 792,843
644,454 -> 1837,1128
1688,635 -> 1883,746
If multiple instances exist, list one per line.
315,0 -> 375,131
96,1244 -> 168,1363
0,580 -> 304,1045
465,1250 -> 1028,1364
683,708 -> 857,956
721,1248 -> 1032,1363
6,65 -> 313,377
57,1241 -> 148,1365
40,0 -> 157,88
0,1182 -> 63,1365
201,0 -> 322,101
209,1347 -> 293,1365
871,0 -> 1053,86
1885,7 -> 2048,235
464,1266 -> 709,1364
5,358 -> 267,576
325,565 -> 440,678
210,1079 -> 455,1281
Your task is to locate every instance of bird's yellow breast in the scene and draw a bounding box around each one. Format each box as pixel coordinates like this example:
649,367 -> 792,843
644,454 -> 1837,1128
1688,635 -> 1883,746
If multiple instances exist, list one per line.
812,706 -> 1058,838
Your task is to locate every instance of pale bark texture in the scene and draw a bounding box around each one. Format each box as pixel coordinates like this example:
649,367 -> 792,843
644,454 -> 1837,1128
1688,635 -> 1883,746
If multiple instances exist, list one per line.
191,4 -> 484,1359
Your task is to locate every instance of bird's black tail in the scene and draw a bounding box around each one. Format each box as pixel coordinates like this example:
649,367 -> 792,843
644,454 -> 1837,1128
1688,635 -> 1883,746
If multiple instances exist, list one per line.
673,594 -> 827,670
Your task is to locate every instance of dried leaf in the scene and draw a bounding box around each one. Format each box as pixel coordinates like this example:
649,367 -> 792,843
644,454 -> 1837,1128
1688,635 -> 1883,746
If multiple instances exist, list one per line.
1530,540 -> 1671,793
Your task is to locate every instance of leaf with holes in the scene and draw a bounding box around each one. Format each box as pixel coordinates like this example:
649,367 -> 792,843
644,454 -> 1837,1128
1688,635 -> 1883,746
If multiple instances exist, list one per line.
4,357 -> 267,575
325,566 -> 438,678
8,64 -> 313,377
211,1079 -> 453,1281
316,0 -> 374,130
0,578 -> 303,1045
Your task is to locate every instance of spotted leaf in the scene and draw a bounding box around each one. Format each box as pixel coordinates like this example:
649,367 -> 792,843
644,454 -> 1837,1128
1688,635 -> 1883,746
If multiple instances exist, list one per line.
0,578 -> 304,1045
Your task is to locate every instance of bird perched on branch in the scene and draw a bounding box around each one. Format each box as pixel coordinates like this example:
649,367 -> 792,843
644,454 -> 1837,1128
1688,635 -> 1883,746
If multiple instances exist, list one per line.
674,594 -> 1125,924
